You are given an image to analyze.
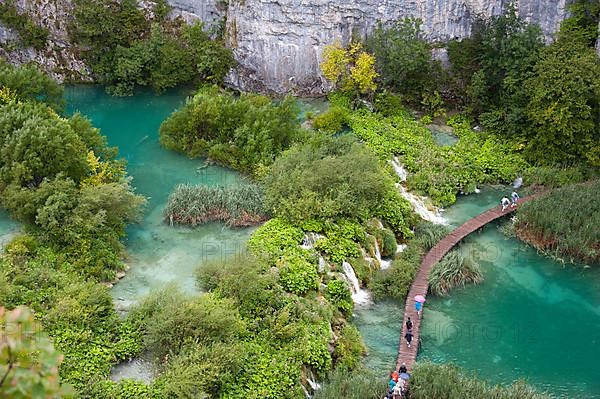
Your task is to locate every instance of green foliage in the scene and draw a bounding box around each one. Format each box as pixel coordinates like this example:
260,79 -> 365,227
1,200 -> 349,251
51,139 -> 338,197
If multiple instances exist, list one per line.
314,366 -> 386,399
379,228 -> 397,258
428,249 -> 484,296
320,42 -> 378,96
0,99 -> 144,281
367,18 -> 443,103
264,134 -> 394,223
278,251 -> 319,295
559,0 -> 600,47
0,0 -> 48,49
70,0 -> 233,95
515,181 -> 600,264
0,306 -> 73,398
332,325 -> 365,370
326,279 -> 353,315
164,182 -> 266,227
160,86 -> 303,174
131,288 -> 245,359
523,35 -> 600,166
0,60 -> 63,110
410,362 -> 550,398
312,105 -> 349,133
349,109 -> 528,205
246,218 -> 304,262
523,165 -> 598,188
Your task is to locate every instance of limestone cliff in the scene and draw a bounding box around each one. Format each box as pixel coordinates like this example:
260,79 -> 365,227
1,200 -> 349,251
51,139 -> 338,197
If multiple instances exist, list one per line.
0,0 -> 590,92
223,0 -> 573,94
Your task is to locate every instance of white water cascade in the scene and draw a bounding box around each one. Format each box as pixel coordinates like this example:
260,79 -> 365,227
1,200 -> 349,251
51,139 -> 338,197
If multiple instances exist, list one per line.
373,239 -> 392,270
342,261 -> 371,305
390,157 -> 447,225
301,232 -> 324,250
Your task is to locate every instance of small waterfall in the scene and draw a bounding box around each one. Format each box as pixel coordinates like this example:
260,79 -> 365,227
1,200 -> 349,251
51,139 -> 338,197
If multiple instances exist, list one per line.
301,232 -> 324,250
513,176 -> 523,189
307,371 -> 321,391
389,158 -> 447,225
373,239 -> 392,270
318,256 -> 327,273
342,261 -> 371,305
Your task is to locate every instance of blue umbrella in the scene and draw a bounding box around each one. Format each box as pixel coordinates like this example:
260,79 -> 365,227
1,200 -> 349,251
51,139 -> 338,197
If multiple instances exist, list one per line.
399,372 -> 410,380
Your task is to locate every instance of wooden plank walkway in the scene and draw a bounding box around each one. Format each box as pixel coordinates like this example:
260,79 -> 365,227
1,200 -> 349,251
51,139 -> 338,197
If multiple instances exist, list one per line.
395,194 -> 542,372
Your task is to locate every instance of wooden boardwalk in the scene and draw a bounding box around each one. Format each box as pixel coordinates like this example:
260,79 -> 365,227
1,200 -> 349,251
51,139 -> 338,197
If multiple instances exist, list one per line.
395,194 -> 541,372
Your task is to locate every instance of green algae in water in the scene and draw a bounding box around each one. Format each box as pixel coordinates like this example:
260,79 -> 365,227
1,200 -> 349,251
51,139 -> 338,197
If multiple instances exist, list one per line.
65,86 -> 255,306
358,187 -> 600,397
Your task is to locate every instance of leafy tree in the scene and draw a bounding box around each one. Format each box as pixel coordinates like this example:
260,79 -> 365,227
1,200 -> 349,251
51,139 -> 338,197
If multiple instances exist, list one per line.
559,0 -> 600,47
0,0 -> 49,49
264,134 -> 390,223
320,42 -> 378,96
367,18 -> 441,102
524,35 -> 600,165
0,60 -> 64,110
160,86 -> 302,175
0,306 -> 73,398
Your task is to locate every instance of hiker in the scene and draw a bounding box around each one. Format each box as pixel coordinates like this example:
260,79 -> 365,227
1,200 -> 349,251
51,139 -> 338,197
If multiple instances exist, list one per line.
391,371 -> 399,383
511,191 -> 520,207
393,380 -> 403,397
406,317 -> 413,332
388,377 -> 396,394
399,363 -> 407,374
501,196 -> 510,211
405,330 -> 413,348
415,300 -> 422,316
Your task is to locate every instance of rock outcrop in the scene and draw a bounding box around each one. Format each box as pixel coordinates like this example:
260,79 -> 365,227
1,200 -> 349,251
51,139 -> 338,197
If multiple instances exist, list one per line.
223,0 -> 573,94
2,0 -> 594,93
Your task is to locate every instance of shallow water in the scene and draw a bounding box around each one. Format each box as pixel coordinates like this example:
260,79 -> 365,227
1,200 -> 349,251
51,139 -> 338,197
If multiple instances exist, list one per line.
428,124 -> 458,146
65,86 -> 254,306
358,186 -> 600,397
0,209 -> 18,250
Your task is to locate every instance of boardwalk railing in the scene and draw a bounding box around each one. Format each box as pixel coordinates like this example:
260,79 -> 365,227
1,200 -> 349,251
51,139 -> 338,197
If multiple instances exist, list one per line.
395,194 -> 541,372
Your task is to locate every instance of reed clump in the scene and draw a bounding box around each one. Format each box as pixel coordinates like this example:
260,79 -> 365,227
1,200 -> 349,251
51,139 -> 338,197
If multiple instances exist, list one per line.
428,249 -> 483,296
515,180 -> 600,264
164,183 -> 267,227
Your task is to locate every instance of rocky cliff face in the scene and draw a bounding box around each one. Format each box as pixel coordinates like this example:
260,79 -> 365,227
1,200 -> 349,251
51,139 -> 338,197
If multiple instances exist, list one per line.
0,0 -> 91,82
223,0 -> 572,94
0,0 -> 590,92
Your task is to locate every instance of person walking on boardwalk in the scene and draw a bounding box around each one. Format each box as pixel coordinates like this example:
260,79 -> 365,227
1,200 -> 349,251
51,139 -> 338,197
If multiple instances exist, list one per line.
399,362 -> 407,374
511,191 -> 520,207
501,196 -> 510,211
405,330 -> 413,348
406,317 -> 413,332
415,300 -> 423,317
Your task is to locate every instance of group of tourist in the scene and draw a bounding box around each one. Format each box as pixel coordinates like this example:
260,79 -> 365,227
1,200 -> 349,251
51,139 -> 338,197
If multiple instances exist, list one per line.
501,191 -> 520,211
387,363 -> 410,399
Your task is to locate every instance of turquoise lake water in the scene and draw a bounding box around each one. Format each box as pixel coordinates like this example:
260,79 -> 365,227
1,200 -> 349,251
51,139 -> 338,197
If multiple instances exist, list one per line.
64,86 -> 254,306
356,186 -> 600,398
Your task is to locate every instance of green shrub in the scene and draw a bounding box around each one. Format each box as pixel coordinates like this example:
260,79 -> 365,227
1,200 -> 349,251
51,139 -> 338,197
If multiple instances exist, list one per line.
264,134 -> 402,225
379,228 -> 397,257
160,86 -> 302,174
332,325 -> 365,370
246,218 -> 304,263
326,279 -> 353,315
429,249 -> 484,296
312,105 -> 349,133
164,182 -> 266,227
70,0 -> 234,95
0,60 -> 63,110
0,0 -> 49,49
278,251 -> 319,295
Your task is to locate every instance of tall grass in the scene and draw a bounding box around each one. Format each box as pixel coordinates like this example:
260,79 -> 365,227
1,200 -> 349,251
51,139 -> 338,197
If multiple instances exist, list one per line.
410,362 -> 550,398
313,366 -> 387,399
164,183 -> 267,227
515,180 -> 600,264
428,249 -> 483,296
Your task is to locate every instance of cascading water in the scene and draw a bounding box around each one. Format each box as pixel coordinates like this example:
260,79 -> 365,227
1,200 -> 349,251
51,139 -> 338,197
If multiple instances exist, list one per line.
373,239 -> 392,270
342,261 -> 371,305
390,157 -> 447,225
301,232 -> 324,250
